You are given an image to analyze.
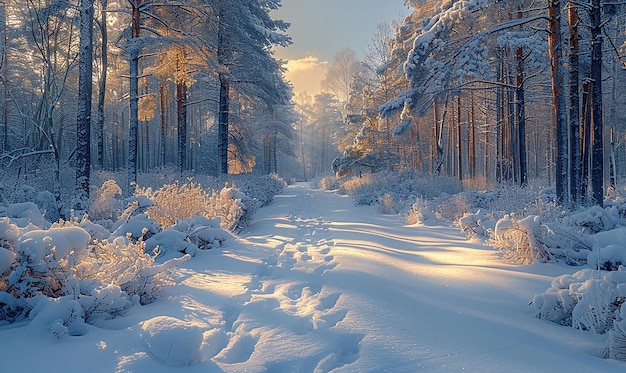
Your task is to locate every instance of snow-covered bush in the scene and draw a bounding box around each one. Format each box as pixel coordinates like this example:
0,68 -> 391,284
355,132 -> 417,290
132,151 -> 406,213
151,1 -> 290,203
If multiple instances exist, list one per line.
405,198 -> 433,225
378,193 -> 402,214
240,174 -> 286,207
216,184 -> 256,232
489,214 -> 591,265
337,172 -> 463,215
567,206 -> 618,234
14,185 -> 38,204
458,210 -> 492,238
603,302 -> 626,361
138,182 -> 212,228
71,237 -> 190,305
415,175 -> 463,200
532,269 -> 626,335
4,202 -> 50,229
339,173 -> 378,205
111,213 -> 160,242
316,175 -> 341,191
145,216 -> 229,257
134,181 -> 255,233
489,215 -> 547,264
434,192 -> 474,222
89,180 -> 123,225
0,201 -> 190,329
173,216 -> 229,251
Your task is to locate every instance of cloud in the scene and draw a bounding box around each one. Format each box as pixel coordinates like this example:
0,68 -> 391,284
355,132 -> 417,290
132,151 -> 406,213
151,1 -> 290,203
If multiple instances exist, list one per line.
283,56 -> 328,96
286,56 -> 328,72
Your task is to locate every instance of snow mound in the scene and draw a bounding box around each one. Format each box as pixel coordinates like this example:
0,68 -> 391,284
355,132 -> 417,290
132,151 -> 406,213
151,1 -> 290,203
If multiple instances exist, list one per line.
18,226 -> 90,264
140,316 -> 204,366
5,202 -> 49,228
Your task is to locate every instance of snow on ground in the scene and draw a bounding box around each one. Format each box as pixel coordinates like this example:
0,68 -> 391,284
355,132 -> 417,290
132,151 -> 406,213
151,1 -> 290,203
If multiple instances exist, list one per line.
1,183 -> 625,372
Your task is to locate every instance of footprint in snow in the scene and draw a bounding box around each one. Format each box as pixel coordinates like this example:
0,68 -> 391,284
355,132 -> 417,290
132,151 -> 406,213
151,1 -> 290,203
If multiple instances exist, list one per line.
317,292 -> 341,311
213,333 -> 258,364
314,332 -> 363,372
314,261 -> 337,276
313,309 -> 348,329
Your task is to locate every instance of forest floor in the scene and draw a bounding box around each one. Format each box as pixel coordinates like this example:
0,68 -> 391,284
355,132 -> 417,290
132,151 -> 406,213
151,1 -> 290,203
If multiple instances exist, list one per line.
0,183 -> 624,372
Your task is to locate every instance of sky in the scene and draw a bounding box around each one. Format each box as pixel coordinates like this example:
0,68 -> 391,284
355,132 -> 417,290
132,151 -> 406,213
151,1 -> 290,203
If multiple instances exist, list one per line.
272,0 -> 410,97
1,183 -> 624,371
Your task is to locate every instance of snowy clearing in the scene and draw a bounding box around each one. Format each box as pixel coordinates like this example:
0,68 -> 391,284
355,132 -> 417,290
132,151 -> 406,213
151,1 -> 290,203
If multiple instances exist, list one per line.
1,183 -> 623,372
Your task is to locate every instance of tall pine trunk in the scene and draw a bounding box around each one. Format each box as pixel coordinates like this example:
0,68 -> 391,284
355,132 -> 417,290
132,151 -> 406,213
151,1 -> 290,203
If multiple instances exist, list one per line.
75,0 -> 94,205
127,0 -> 142,196
0,4 -> 7,157
516,44 -> 527,187
581,76 -> 592,198
548,0 -> 568,205
456,95 -> 462,182
568,3 -> 581,206
218,74 -> 229,175
159,82 -> 166,167
516,7 -> 527,187
95,0 -> 107,170
177,81 -> 187,172
590,0 -> 603,206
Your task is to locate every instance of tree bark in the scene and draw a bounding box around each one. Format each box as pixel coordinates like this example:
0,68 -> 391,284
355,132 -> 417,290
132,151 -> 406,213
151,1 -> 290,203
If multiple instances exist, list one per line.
177,81 -> 187,172
456,95 -> 462,182
218,74 -> 229,175
568,3 -> 581,206
516,7 -> 527,187
75,0 -> 94,204
95,0 -> 107,170
548,0 -> 568,205
0,4 -> 7,157
127,0 -> 141,196
590,0 -> 603,206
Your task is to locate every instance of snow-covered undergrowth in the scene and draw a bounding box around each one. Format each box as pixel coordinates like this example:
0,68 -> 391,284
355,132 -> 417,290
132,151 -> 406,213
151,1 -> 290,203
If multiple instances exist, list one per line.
326,171 -> 626,362
0,173 -> 285,340
318,171 -> 462,214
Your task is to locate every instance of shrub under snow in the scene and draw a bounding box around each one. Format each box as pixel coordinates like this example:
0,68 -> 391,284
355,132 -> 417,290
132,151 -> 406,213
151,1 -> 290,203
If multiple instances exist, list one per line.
134,181 -> 257,233
0,195 -> 196,334
531,268 -> 626,334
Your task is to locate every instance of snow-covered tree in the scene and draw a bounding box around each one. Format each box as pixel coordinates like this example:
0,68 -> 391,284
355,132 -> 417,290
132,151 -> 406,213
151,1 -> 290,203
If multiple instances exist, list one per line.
212,0 -> 292,175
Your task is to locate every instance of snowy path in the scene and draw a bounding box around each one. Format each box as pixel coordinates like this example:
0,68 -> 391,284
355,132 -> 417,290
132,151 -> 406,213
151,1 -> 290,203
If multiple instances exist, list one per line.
2,183 -> 625,372
179,183 -> 624,372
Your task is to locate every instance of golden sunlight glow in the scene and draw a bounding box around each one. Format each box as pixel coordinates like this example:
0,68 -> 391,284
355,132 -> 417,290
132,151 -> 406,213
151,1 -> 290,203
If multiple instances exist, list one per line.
284,56 -> 328,97
182,271 -> 249,297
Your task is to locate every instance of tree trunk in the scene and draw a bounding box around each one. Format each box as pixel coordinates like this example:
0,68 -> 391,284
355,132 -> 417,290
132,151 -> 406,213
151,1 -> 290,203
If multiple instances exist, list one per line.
0,3 -> 7,156
548,0 -> 568,205
469,91 -> 476,179
568,3 -> 581,206
177,81 -> 187,172
218,74 -> 229,175
516,8 -> 527,188
95,0 -> 107,170
127,0 -> 141,196
75,0 -> 94,205
581,76 -> 591,199
456,95 -> 462,182
590,0 -> 603,206
159,82 -> 166,167
272,131 -> 278,174
496,60 -> 503,183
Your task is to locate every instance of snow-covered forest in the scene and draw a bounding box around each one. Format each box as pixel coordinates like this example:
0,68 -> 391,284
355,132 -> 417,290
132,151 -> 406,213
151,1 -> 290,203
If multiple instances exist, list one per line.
4,0 -> 626,370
